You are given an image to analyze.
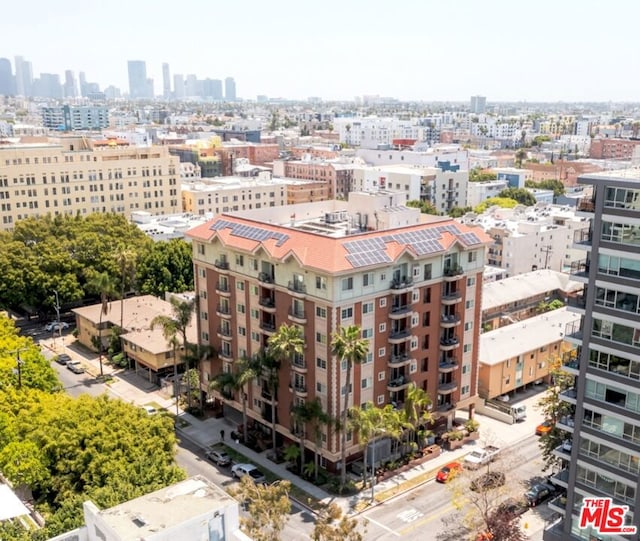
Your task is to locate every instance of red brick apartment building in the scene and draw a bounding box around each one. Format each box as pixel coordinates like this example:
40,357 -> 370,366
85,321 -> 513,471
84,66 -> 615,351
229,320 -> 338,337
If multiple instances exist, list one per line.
187,191 -> 491,472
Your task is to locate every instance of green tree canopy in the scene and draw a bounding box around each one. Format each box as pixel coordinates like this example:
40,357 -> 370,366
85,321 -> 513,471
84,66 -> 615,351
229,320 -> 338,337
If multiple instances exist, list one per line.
137,239 -> 194,297
469,168 -> 498,182
525,179 -> 566,198
473,197 -> 519,214
406,199 -> 439,215
497,188 -> 537,206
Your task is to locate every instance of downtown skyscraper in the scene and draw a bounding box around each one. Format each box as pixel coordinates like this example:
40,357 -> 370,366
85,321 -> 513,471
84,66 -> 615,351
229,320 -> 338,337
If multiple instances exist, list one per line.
127,60 -> 153,99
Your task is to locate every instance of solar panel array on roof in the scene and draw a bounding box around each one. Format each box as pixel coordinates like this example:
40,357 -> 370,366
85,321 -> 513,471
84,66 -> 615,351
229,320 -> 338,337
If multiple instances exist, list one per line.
211,219 -> 290,246
343,223 -> 483,268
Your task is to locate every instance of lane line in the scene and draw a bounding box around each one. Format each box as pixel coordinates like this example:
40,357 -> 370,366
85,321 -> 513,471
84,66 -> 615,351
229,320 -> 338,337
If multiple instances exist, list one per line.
365,515 -> 402,537
398,505 -> 454,535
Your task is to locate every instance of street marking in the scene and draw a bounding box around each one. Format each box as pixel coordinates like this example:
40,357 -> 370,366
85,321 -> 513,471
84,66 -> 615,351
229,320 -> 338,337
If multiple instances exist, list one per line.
365,516 -> 401,537
399,506 -> 453,535
398,508 -> 424,523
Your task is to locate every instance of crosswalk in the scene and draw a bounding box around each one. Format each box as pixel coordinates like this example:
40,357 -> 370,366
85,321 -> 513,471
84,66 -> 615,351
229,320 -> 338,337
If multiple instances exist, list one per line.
397,508 -> 424,523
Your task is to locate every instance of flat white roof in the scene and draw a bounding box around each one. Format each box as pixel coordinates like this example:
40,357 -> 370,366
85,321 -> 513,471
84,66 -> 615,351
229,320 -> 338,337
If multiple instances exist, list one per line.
480,307 -> 580,366
482,269 -> 583,311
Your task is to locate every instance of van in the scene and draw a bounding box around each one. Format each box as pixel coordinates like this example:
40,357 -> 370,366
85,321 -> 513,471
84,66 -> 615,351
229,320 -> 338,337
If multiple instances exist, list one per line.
512,404 -> 527,421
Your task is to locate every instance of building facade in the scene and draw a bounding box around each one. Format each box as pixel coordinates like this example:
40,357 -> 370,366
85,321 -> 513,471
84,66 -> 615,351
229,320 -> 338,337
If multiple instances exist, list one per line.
187,191 -> 490,472
544,171 -> 640,540
41,105 -> 109,131
0,137 -> 180,231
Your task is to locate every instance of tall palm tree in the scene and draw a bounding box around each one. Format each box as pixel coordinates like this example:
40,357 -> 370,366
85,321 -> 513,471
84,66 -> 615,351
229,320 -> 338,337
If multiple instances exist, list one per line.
210,366 -> 257,445
87,271 -> 117,377
306,398 -> 330,482
254,348 -> 281,453
331,324 -> 369,489
291,401 -> 314,476
402,383 -> 432,448
151,296 -> 195,406
267,324 -> 304,453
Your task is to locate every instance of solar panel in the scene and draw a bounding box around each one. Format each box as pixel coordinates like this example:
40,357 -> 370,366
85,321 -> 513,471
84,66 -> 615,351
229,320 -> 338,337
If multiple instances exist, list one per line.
210,219 -> 290,246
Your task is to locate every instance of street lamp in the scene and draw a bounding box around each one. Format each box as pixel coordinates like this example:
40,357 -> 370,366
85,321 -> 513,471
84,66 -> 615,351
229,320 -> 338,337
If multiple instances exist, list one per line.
370,428 -> 387,503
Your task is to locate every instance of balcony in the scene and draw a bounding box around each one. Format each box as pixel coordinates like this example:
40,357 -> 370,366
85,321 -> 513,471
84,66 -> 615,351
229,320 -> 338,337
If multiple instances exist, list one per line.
568,259 -> 589,280
219,349 -> 233,362
564,320 -> 583,344
389,304 -> 412,319
216,304 -> 232,318
440,313 -> 461,327
436,401 -> 456,413
566,292 -> 586,312
576,197 -> 595,213
215,281 -> 231,296
552,440 -> 572,459
389,328 -> 411,344
556,414 -> 575,432
260,388 -> 277,404
290,383 -> 308,397
214,259 -> 230,272
287,281 -> 307,298
439,359 -> 459,373
573,228 -> 592,247
258,272 -> 275,288
441,291 -> 462,305
559,387 -> 578,405
291,358 -> 308,374
258,297 -> 276,313
288,308 -> 307,324
438,381 -> 458,394
439,336 -> 460,351
260,321 -> 276,335
548,468 -> 569,489
548,495 -> 567,515
390,277 -> 414,293
562,355 -> 580,375
387,375 -> 411,391
443,265 -> 464,281
217,326 -> 232,339
388,353 -> 411,368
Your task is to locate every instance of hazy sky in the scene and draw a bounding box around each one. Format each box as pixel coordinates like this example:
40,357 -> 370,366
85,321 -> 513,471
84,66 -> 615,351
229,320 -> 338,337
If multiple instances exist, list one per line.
2,0 -> 639,102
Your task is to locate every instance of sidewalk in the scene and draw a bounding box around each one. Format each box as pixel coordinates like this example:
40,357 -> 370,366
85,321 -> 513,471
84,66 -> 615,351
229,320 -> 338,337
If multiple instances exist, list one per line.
45,335 -> 549,521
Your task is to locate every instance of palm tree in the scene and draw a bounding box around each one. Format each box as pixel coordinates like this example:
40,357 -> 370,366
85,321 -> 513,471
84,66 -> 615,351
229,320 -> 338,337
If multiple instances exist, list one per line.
254,348 -> 281,453
402,383 -> 433,449
331,325 -> 369,489
306,398 -> 330,482
151,296 -> 195,406
267,324 -> 304,453
210,366 -> 254,446
87,271 -> 117,377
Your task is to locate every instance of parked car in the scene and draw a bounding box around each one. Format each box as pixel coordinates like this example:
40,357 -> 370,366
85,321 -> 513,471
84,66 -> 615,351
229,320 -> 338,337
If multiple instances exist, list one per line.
55,353 -> 72,365
525,483 -> 557,507
45,321 -> 69,332
231,463 -> 266,484
436,462 -> 463,483
66,360 -> 85,374
470,471 -> 505,492
535,420 -> 554,436
141,405 -> 157,415
205,449 -> 232,467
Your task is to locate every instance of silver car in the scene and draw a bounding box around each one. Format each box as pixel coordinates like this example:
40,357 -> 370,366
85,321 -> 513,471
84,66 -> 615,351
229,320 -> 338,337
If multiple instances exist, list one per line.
231,463 -> 266,484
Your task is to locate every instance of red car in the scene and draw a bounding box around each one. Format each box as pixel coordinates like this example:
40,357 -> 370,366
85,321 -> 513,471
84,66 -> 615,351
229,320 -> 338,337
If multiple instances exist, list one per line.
436,461 -> 463,483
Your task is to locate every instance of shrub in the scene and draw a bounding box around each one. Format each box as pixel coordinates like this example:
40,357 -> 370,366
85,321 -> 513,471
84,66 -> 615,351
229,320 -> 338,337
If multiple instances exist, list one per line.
465,419 -> 480,433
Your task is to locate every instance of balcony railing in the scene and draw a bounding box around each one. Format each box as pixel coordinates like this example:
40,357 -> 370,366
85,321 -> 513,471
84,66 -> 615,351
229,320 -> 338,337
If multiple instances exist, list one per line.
391,277 -> 413,290
389,328 -> 411,340
388,375 -> 409,388
288,308 -> 307,320
569,258 -> 589,278
443,264 -> 464,277
260,321 -> 276,333
287,281 -> 307,294
440,313 -> 460,325
258,272 -> 274,284
577,197 -> 595,213
564,320 -> 583,340
216,281 -> 230,292
258,297 -> 275,308
214,259 -> 230,270
573,228 -> 592,244
216,304 -> 231,315
440,336 -> 459,347
217,326 -> 232,337
566,293 -> 586,309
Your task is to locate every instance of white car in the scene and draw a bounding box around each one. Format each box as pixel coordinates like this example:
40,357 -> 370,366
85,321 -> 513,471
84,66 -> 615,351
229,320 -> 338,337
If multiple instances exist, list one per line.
45,321 -> 69,332
231,463 -> 266,484
141,405 -> 157,415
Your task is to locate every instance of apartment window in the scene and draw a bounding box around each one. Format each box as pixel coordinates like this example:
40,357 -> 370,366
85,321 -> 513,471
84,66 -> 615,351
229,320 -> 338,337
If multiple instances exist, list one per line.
316,382 -> 327,394
423,263 -> 432,280
377,394 -> 385,405
461,385 -> 470,394
237,304 -> 245,313
201,331 -> 209,341
468,251 -> 477,263
251,331 -> 260,341
362,301 -> 374,314
380,273 -> 386,281
465,322 -> 473,331
413,264 -> 421,278
464,344 -> 472,353
197,243 -> 205,255
316,358 -> 327,369
363,272 -> 373,287
341,307 -> 354,320
316,332 -> 327,345
237,282 -> 245,291
249,258 -> 258,271
316,276 -> 327,290
200,311 -> 208,320
365,352 -> 373,364
422,335 -> 430,349
378,347 -> 386,357
362,328 -> 373,339
250,285 -> 258,295
316,306 -> 327,318
361,377 -> 372,389
467,277 -> 476,287
198,268 -> 206,278
462,363 -> 469,374
379,298 -> 387,308
250,308 -> 259,318
466,300 -> 475,309
423,312 -> 430,326
423,287 -> 431,303
236,254 -> 244,266
379,323 -> 386,333
378,371 -> 385,382
342,277 -> 354,291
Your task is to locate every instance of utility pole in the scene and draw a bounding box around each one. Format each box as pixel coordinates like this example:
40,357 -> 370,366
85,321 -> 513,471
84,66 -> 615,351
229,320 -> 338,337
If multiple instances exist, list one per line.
541,245 -> 553,269
10,348 -> 28,389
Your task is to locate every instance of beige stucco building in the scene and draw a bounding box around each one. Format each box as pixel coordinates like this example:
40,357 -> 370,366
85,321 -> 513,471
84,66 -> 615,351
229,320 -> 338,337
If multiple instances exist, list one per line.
0,136 -> 180,231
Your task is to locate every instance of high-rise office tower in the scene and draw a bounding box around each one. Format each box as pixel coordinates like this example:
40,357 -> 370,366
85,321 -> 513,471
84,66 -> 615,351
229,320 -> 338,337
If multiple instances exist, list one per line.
224,77 -> 236,101
470,95 -> 486,114
543,171 -> 640,540
79,71 -> 87,97
185,74 -> 198,98
64,70 -> 77,98
0,58 -> 14,95
128,60 -> 152,99
162,63 -> 171,98
173,74 -> 185,99
14,56 -> 33,97
33,73 -> 63,99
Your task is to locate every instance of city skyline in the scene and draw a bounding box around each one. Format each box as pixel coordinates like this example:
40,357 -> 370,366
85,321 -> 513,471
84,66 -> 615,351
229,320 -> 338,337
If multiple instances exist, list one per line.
2,0 -> 640,102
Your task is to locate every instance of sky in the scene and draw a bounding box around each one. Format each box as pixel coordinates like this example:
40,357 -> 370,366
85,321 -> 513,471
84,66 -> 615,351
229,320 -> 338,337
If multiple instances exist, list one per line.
2,0 -> 639,102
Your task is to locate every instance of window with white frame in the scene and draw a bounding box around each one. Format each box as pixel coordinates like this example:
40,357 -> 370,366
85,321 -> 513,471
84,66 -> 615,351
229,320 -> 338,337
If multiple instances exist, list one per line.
316,357 -> 327,369
379,298 -> 387,308
466,300 -> 475,309
362,328 -> 373,339
378,347 -> 386,358
363,272 -> 374,287
361,377 -> 372,389
341,307 -> 354,320
342,277 -> 354,291
377,394 -> 385,405
378,371 -> 385,381
468,251 -> 477,263
364,352 -> 373,364
316,276 -> 327,290
467,277 -> 476,287
316,332 -> 327,345
316,382 -> 327,394
316,306 -> 327,318
465,322 -> 473,331
464,344 -> 472,353
236,254 -> 244,266
237,304 -> 246,313
461,385 -> 470,394
237,281 -> 244,290
362,301 -> 374,314
379,323 -> 386,333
